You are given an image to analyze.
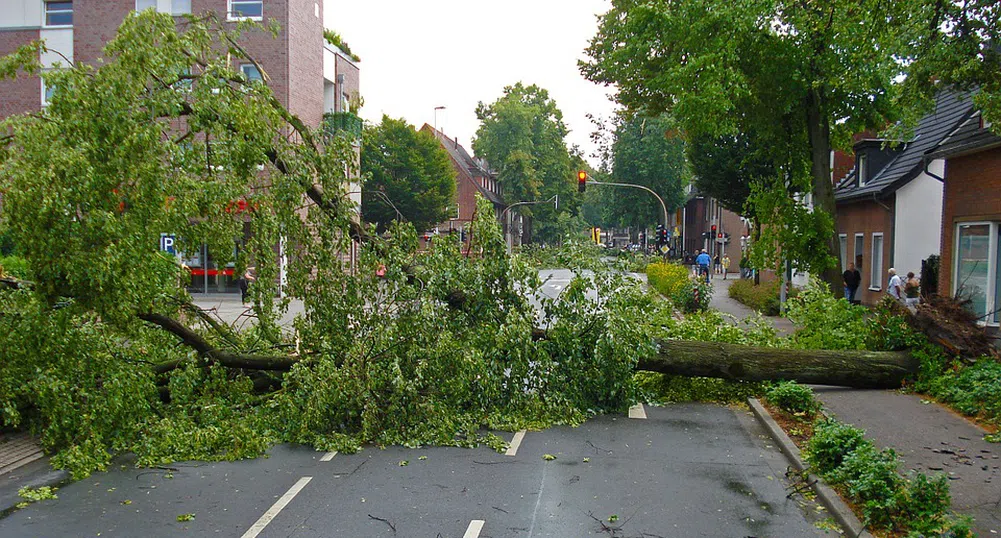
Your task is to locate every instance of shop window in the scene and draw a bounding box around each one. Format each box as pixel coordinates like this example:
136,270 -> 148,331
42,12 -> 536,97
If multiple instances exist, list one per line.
954,223 -> 996,324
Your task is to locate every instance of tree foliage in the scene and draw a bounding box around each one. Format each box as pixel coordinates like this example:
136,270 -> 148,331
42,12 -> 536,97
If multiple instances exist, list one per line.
686,130 -> 776,216
361,116 -> 456,233
581,0 -> 933,285
0,12 -> 663,477
473,83 -> 579,243
600,115 -> 686,229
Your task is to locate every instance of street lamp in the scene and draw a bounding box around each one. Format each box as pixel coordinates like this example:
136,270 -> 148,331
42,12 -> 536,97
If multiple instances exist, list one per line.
433,105 -> 446,133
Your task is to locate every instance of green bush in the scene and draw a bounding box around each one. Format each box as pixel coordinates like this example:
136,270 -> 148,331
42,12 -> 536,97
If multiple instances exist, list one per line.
805,417 -> 872,475
925,359 -> 1001,426
0,255 -> 29,279
902,473 -> 952,534
728,279 -> 784,315
646,262 -> 691,299
765,381 -> 820,416
828,444 -> 904,528
786,279 -> 869,350
672,277 -> 713,313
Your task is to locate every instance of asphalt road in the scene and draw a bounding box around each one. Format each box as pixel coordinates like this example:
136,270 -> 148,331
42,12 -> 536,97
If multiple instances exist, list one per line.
0,404 -> 830,537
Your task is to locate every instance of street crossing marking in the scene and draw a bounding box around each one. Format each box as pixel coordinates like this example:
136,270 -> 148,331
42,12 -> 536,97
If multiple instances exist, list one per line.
320,451 -> 337,462
628,403 -> 647,419
240,476 -> 313,538
505,430 -> 526,456
463,519 -> 485,538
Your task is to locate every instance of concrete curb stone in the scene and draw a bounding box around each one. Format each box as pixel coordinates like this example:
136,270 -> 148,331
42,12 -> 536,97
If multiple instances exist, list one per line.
747,397 -> 874,538
0,456 -> 70,518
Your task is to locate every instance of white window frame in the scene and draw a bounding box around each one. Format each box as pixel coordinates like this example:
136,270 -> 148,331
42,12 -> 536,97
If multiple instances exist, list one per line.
869,232 -> 884,291
135,0 -> 156,11
41,77 -> 56,107
170,0 -> 191,15
228,0 -> 263,21
240,63 -> 263,83
857,153 -> 868,187
44,1 -> 74,28
952,221 -> 1000,326
854,233 -> 864,272
839,234 -> 848,272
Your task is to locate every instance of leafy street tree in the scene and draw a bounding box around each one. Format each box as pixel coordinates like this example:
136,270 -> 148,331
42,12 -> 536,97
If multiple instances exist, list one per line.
361,116 -> 456,232
581,0 -> 930,284
603,115 -> 686,229
686,131 -> 776,217
474,83 -> 577,243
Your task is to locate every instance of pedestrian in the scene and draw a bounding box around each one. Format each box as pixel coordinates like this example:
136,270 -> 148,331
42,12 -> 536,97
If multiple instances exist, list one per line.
713,254 -> 721,275
721,255 -> 731,280
842,262 -> 861,303
887,268 -> 904,303
238,266 -> 256,305
696,249 -> 712,284
904,271 -> 921,307
739,256 -> 748,279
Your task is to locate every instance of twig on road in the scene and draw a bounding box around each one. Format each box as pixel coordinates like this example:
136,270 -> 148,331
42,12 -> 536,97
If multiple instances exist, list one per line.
367,514 -> 397,534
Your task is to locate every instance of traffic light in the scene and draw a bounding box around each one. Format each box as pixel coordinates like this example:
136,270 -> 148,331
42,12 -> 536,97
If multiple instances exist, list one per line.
577,170 -> 588,193
711,224 -> 717,235
660,227 -> 669,244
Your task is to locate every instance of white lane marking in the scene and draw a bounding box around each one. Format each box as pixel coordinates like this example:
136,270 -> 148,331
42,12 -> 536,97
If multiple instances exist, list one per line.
505,430 -> 526,456
240,476 -> 313,538
463,520 -> 485,538
628,403 -> 647,419
319,451 -> 337,462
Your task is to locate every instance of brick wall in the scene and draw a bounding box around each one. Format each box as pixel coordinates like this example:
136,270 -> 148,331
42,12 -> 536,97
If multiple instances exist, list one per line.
836,196 -> 895,304
72,0 -> 133,64
938,147 -> 1001,295
286,0 -> 323,128
0,29 -> 41,119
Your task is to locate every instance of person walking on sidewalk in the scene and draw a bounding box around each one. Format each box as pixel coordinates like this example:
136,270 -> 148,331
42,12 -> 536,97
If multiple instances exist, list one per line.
721,255 -> 731,279
904,271 -> 921,307
842,262 -> 861,303
887,268 -> 904,303
696,249 -> 712,284
713,254 -> 721,274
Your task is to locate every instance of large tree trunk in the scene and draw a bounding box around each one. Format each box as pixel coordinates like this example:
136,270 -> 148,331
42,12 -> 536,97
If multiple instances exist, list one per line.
805,89 -> 843,291
639,339 -> 918,389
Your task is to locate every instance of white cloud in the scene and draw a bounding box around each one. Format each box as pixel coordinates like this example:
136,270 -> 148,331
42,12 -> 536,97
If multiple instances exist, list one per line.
324,0 -> 616,165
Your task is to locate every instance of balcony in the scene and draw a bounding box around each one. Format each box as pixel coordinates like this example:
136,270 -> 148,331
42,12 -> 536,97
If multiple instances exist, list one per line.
323,112 -> 363,142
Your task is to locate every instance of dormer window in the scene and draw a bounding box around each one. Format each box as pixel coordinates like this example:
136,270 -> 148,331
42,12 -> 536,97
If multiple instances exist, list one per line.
857,153 -> 868,187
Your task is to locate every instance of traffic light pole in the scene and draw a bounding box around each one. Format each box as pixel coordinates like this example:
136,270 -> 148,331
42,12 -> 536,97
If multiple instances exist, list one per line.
585,180 -> 669,227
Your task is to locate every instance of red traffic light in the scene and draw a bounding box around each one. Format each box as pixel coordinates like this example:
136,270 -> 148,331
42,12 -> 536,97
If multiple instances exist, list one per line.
577,170 -> 588,193
718,233 -> 723,239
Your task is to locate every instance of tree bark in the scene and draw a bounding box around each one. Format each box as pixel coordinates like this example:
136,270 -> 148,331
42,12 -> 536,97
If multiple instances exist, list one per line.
639,339 -> 918,389
805,88 -> 843,291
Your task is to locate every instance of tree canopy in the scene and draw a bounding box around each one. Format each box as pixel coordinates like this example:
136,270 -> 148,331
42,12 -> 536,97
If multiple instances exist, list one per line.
596,114 -> 687,229
686,130 -> 776,217
581,0 -> 932,281
361,116 -> 456,232
473,83 -> 580,243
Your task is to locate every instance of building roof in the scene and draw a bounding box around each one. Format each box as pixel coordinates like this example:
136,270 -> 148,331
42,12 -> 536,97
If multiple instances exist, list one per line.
835,90 -> 975,203
422,124 -> 506,207
926,110 -> 1001,159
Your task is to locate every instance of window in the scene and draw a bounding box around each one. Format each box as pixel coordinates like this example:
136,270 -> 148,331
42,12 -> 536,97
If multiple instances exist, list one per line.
954,223 -> 995,324
839,234 -> 848,272
45,1 -> 73,26
41,78 -> 56,107
857,153 -> 868,187
171,0 -> 191,14
241,64 -> 263,82
870,233 -> 884,290
136,0 -> 156,10
854,234 -> 864,272
229,0 -> 263,19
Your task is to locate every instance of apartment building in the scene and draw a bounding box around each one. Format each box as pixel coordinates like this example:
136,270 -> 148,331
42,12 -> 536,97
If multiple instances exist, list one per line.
0,0 -> 362,292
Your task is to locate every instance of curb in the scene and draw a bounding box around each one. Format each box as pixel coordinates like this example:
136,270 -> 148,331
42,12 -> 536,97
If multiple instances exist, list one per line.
747,398 -> 874,538
0,457 -> 70,519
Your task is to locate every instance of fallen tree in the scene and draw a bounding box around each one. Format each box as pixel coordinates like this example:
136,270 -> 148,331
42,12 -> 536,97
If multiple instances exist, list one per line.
640,340 -> 917,389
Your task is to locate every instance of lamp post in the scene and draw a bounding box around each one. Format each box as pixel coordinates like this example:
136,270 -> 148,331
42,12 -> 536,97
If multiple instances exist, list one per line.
433,105 -> 446,133
500,195 -> 559,253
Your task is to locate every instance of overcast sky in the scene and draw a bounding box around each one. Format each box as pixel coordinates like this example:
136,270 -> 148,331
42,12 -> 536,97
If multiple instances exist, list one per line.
324,0 -> 617,165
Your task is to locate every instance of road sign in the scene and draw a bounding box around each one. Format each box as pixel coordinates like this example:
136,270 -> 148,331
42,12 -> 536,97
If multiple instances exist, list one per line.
160,234 -> 177,255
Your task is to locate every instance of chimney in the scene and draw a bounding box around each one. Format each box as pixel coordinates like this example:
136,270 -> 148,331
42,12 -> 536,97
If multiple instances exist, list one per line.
454,137 -> 458,149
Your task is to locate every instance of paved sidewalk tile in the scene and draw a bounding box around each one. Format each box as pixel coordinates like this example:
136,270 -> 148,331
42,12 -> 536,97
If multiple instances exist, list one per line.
814,387 -> 1001,536
708,275 -> 797,335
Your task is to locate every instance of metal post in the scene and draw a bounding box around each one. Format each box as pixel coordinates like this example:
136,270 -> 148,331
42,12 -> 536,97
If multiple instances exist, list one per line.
500,195 -> 558,254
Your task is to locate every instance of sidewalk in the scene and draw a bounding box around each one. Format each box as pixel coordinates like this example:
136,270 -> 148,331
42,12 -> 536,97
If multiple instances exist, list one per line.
707,274 -> 797,335
813,388 -> 1000,536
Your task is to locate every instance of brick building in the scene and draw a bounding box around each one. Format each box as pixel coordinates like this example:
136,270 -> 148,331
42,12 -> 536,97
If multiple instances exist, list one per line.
929,109 -> 1001,325
833,91 -> 973,305
0,0 -> 361,292
421,125 -> 516,247
682,186 -> 745,272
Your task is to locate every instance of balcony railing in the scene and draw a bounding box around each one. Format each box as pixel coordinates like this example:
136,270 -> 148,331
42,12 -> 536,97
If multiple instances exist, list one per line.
323,112 -> 363,142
